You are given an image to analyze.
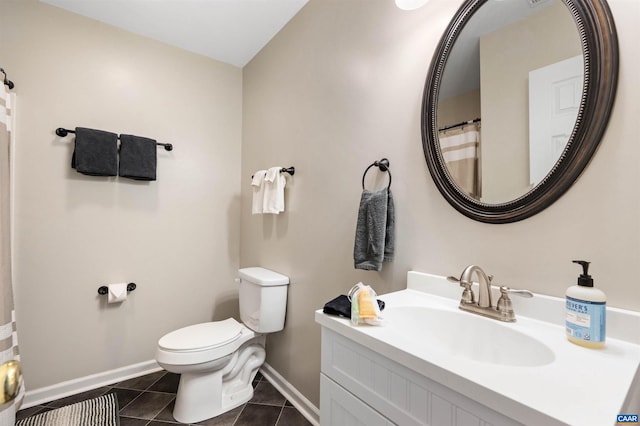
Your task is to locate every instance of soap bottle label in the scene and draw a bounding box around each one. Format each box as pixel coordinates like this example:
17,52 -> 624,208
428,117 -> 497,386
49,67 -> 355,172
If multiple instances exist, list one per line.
566,296 -> 606,342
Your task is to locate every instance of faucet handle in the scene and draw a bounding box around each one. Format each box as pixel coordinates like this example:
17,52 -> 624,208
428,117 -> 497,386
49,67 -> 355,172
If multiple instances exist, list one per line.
496,286 -> 533,321
499,286 -> 533,298
447,276 -> 475,304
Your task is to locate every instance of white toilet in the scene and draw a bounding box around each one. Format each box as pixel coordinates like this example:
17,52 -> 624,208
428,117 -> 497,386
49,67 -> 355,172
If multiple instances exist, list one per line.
155,267 -> 289,424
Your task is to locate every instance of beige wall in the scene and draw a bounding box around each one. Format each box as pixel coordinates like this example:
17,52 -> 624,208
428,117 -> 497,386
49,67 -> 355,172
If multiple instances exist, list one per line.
1,1 -> 242,389
242,0 -> 639,407
438,89 -> 480,129
2,0 -> 638,413
480,1 -> 582,202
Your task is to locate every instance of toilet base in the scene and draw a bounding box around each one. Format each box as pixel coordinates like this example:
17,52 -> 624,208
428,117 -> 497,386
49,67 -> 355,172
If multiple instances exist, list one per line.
171,339 -> 266,424
173,373 -> 254,423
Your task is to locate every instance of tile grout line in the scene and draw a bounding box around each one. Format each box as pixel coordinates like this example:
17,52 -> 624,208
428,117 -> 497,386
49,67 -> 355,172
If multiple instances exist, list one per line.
151,393 -> 177,423
116,388 -> 144,413
273,406 -> 285,426
119,414 -> 155,425
145,371 -> 168,391
231,403 -> 247,426
116,371 -> 173,416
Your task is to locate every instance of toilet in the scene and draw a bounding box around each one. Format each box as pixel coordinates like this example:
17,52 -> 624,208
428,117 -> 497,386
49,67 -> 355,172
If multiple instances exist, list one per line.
155,267 -> 289,424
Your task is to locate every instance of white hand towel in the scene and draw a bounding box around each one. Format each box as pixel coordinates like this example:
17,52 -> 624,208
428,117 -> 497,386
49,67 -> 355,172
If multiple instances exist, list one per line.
263,166 -> 286,214
251,170 -> 267,214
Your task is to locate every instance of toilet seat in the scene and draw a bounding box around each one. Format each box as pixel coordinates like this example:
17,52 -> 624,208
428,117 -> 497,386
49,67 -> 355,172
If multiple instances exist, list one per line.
159,318 -> 243,353
156,318 -> 257,367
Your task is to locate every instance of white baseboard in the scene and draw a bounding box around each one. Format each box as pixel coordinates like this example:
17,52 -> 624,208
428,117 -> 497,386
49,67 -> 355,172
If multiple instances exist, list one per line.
21,360 -> 162,409
21,359 -> 320,426
260,362 -> 320,426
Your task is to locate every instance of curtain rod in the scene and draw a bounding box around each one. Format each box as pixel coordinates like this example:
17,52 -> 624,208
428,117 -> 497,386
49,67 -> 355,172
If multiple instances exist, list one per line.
0,68 -> 15,90
438,118 -> 480,132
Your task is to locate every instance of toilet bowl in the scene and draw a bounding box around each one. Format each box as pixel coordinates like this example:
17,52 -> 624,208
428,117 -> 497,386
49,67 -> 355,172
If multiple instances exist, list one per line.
155,267 -> 289,424
156,319 -> 266,423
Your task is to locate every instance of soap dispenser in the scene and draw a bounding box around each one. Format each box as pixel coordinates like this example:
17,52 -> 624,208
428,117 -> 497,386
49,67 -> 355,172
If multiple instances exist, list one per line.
566,260 -> 606,348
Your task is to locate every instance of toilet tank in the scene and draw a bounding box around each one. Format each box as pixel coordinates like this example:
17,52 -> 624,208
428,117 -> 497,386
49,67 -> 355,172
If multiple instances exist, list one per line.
238,267 -> 289,333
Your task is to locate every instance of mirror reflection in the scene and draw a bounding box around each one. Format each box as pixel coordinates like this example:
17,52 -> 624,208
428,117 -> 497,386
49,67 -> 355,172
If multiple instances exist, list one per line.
437,0 -> 582,203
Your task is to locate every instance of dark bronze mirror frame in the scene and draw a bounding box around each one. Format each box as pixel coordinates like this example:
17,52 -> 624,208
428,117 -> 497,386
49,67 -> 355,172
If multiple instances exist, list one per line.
422,0 -> 618,224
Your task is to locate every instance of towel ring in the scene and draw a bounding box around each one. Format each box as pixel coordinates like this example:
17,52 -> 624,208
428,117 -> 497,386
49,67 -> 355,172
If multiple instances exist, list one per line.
362,158 -> 391,190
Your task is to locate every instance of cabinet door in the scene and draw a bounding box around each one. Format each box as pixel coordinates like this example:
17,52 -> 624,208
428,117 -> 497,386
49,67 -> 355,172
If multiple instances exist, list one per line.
321,374 -> 395,426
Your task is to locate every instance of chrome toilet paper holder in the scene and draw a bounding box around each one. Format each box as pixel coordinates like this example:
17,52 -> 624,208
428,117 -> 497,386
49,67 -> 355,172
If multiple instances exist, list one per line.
98,283 -> 136,295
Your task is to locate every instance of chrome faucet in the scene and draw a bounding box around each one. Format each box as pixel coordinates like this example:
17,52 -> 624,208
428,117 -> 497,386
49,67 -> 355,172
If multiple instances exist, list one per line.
460,265 -> 493,308
448,265 -> 533,322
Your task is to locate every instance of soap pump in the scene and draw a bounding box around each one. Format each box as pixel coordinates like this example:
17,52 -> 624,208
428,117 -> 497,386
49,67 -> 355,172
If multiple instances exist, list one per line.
565,260 -> 606,348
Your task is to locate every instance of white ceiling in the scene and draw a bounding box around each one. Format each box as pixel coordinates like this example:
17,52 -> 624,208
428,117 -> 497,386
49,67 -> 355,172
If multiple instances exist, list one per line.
39,0 -> 309,68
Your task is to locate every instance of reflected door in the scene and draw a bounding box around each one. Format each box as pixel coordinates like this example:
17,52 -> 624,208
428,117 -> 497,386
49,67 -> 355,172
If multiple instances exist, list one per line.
529,55 -> 583,185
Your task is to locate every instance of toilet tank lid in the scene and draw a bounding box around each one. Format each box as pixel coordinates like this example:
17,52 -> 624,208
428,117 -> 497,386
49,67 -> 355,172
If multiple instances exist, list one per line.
238,267 -> 289,286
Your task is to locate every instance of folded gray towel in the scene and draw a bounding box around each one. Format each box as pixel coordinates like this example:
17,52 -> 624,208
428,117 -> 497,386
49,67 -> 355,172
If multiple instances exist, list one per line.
118,134 -> 157,181
354,188 -> 395,271
71,127 -> 118,176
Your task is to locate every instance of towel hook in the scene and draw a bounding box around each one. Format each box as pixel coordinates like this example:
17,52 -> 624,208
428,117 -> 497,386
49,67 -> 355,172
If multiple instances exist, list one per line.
362,158 -> 392,190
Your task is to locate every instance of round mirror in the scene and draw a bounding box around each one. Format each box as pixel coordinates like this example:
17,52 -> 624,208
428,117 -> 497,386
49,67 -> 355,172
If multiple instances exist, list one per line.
422,0 -> 618,223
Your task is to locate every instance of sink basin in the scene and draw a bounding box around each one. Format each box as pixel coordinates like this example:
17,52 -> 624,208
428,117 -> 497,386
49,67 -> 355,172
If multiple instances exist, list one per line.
383,306 -> 555,367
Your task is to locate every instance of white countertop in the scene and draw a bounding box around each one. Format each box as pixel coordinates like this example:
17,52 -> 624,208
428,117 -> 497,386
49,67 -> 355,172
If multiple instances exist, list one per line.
315,271 -> 640,426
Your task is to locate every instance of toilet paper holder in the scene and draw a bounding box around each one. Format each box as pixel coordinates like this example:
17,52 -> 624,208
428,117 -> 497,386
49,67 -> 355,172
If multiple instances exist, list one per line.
97,283 -> 136,295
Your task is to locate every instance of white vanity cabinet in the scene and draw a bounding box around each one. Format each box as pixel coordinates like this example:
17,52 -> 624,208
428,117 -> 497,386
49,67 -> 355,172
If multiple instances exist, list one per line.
316,272 -> 640,426
320,328 -> 521,426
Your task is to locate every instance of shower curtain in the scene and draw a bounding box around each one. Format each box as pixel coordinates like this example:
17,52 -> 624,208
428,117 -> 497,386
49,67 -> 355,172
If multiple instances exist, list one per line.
439,122 -> 482,199
0,79 -> 23,423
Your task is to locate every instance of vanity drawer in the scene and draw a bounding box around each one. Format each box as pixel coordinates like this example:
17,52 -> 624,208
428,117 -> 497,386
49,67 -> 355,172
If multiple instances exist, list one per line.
320,328 -> 521,426
320,374 -> 394,426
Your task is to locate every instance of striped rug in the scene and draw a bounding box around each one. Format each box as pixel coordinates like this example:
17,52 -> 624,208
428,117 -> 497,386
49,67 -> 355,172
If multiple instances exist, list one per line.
16,393 -> 119,426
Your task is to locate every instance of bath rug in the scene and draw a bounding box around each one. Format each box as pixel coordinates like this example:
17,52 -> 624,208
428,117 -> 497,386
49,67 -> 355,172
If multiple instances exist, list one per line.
16,392 -> 119,426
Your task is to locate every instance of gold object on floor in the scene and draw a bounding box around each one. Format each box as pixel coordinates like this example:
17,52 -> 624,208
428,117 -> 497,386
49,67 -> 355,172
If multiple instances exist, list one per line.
0,360 -> 22,404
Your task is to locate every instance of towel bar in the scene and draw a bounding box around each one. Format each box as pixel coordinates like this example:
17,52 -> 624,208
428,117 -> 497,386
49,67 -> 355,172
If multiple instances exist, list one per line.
56,128 -> 173,151
280,167 -> 295,176
97,283 -> 136,295
251,167 -> 295,179
362,158 -> 392,189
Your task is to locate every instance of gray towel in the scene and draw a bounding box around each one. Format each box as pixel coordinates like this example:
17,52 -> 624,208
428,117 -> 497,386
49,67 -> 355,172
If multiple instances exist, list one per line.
354,188 -> 396,271
118,134 -> 157,181
384,192 -> 395,262
71,127 -> 118,176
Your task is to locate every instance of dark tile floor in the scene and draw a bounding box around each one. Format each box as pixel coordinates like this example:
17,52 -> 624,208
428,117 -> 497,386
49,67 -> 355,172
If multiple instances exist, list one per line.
16,370 -> 312,426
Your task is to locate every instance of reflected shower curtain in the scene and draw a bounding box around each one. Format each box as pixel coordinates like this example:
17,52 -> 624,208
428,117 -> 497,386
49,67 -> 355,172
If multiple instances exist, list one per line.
0,80 -> 23,423
439,122 -> 481,199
